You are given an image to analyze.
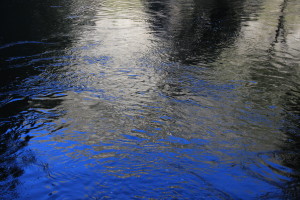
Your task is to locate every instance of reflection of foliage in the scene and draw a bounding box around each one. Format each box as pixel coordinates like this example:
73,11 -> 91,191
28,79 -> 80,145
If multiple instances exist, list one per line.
263,0 -> 300,197
0,117 -> 34,198
0,95 -> 63,197
0,93 -> 67,199
144,0 -> 245,65
280,92 -> 300,199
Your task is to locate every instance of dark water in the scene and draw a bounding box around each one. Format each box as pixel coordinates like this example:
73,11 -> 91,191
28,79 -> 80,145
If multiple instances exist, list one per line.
1,0 -> 300,199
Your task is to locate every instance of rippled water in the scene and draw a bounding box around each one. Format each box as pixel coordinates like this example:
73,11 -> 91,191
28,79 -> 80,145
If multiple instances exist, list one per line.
1,0 -> 300,199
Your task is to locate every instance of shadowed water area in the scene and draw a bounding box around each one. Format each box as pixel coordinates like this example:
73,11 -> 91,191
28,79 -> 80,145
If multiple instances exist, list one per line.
0,0 -> 300,199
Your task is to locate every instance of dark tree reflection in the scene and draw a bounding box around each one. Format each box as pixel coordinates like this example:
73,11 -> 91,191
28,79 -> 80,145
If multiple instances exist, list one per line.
244,0 -> 300,197
281,94 -> 300,199
0,96 -> 66,198
143,0 -> 246,65
272,4 -> 300,196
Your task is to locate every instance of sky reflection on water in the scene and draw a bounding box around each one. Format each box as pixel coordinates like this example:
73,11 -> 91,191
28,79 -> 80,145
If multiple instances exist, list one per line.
0,0 -> 300,199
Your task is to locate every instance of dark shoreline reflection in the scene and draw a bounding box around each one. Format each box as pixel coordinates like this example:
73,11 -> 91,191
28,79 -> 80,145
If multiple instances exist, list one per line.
0,0 -> 91,197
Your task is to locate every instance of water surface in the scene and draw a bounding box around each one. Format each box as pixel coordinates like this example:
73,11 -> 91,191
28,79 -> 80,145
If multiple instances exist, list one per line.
1,0 -> 300,199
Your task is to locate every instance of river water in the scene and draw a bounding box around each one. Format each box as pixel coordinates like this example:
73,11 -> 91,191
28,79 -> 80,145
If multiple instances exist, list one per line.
0,0 -> 299,199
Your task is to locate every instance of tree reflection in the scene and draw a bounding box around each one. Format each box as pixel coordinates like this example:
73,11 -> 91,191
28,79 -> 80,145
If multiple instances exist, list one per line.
271,1 -> 300,198
143,0 -> 245,65
0,118 -> 33,198
281,96 -> 300,199
0,95 -> 66,198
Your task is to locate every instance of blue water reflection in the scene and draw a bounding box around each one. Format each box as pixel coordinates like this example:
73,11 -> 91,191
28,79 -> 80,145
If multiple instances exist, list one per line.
1,0 -> 300,199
